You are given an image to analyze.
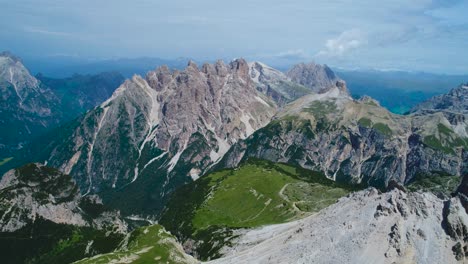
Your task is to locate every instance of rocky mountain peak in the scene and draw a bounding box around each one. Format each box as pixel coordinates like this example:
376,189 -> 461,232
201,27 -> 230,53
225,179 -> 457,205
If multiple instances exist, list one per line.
0,51 -> 40,101
0,51 -> 22,63
286,62 -> 344,94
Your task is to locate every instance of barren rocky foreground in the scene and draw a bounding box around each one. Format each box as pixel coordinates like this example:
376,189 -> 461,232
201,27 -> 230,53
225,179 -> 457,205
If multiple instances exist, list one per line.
208,188 -> 468,264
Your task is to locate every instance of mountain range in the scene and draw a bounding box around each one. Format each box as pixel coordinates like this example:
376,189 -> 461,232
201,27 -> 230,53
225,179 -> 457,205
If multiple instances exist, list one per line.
0,52 -> 466,263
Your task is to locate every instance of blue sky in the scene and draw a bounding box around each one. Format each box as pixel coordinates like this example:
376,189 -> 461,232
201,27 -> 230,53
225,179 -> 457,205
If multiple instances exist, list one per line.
1,0 -> 468,73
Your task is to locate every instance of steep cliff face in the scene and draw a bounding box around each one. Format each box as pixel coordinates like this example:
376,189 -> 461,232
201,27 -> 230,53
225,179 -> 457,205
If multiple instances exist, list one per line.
208,188 -> 468,264
43,59 -> 277,214
220,86 -> 467,187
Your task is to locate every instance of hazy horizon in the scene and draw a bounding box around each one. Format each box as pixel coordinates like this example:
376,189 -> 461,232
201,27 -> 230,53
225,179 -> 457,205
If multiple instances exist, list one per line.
2,0 -> 468,74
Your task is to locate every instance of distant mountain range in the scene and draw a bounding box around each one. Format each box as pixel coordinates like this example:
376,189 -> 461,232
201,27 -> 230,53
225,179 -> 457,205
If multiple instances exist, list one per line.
0,52 -> 466,263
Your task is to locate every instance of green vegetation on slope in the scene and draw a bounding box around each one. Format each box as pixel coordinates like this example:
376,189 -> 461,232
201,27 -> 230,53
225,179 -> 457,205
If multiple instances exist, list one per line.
75,224 -> 195,264
422,123 -> 468,154
0,218 -> 123,264
358,118 -> 393,136
160,159 -> 356,260
407,173 -> 461,198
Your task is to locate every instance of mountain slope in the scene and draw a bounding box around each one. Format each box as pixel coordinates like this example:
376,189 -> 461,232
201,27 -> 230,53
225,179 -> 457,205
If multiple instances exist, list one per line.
0,52 -> 61,153
219,86 -> 467,187
39,59 -> 277,215
0,163 -> 127,264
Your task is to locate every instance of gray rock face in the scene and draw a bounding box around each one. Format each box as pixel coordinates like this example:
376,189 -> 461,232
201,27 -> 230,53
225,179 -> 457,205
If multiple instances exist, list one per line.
0,163 -> 126,233
411,84 -> 468,114
220,87 -> 467,187
44,59 -> 277,214
286,62 -> 342,93
208,188 -> 468,264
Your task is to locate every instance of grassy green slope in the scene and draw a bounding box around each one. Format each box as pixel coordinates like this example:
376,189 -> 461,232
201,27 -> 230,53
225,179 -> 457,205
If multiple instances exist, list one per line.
75,224 -> 196,264
160,159 -> 356,260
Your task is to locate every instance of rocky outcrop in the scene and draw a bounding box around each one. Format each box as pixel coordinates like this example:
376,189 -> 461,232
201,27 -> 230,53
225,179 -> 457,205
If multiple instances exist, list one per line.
0,163 -> 126,233
208,188 -> 467,264
286,62 -> 343,93
220,86 -> 467,187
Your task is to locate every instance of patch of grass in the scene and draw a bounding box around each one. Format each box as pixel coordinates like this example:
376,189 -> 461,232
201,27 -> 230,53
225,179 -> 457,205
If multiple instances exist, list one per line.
303,101 -> 337,119
84,225 -> 193,263
373,123 -> 392,136
437,123 -> 453,135
358,118 -> 392,136
75,225 -> 193,264
358,117 -> 372,127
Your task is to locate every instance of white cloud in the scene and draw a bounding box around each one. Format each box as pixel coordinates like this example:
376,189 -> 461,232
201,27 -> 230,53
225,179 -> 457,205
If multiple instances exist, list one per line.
316,29 -> 367,57
24,26 -> 71,37
270,49 -> 309,59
